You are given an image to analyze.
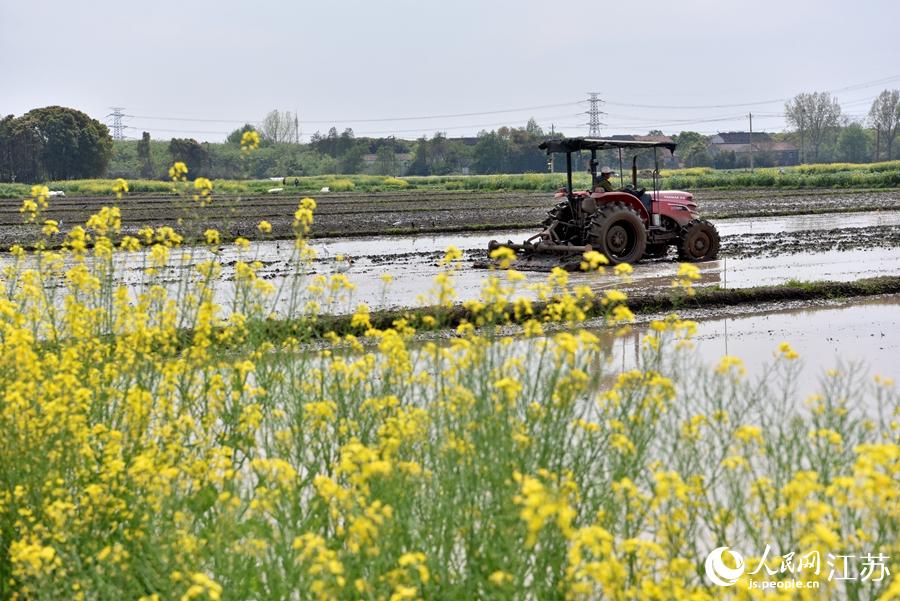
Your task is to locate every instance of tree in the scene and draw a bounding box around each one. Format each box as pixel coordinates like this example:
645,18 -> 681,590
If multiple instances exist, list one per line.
375,144 -> 398,175
137,131 -> 155,178
338,146 -> 365,174
472,131 -> 508,174
168,138 -> 208,177
406,137 -> 430,176
836,123 -> 870,163
673,131 -> 711,167
525,117 -> 543,137
784,92 -> 842,162
0,106 -> 112,182
260,110 -> 298,144
0,115 -> 17,181
868,89 -> 900,161
714,150 -> 736,170
428,132 -> 451,174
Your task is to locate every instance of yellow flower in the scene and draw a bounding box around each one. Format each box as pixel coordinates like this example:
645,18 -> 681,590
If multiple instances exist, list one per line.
441,245 -> 463,265
489,570 -> 513,586
609,304 -> 634,325
20,185 -> 49,223
240,130 -> 261,152
42,219 -> 59,236
735,424 -> 764,445
257,220 -> 272,234
613,262 -> 633,276
192,177 -> 213,203
673,262 -> 701,295
294,197 -> 317,232
489,245 -> 516,269
168,161 -> 189,181
204,229 -> 220,245
677,262 -> 700,279
580,250 -> 609,271
716,355 -> 746,377
493,377 -> 522,405
777,341 -> 799,360
351,304 -> 372,330
113,178 -> 129,199
604,289 -> 627,303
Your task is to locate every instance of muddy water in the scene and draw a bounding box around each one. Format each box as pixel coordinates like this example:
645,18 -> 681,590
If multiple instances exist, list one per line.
602,295 -> 900,397
302,211 -> 900,310
311,210 -> 900,257
4,211 -> 900,315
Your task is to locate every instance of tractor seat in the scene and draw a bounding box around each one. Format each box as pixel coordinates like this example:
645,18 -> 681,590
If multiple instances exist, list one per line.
622,185 -> 646,200
640,192 -> 652,213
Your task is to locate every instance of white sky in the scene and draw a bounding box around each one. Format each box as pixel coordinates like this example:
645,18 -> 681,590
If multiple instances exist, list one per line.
2,0 -> 898,142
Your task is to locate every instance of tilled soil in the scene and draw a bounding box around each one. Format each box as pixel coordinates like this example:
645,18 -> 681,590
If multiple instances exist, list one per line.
2,187 -> 899,249
720,224 -> 900,258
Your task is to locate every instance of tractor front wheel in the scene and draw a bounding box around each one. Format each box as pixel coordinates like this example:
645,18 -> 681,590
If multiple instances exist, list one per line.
677,219 -> 720,261
588,202 -> 647,265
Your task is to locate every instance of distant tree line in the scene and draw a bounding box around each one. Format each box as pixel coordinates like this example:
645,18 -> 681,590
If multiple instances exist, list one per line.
5,97 -> 899,183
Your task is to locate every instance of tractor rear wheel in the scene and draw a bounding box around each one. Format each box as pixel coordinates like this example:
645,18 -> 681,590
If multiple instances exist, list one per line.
677,219 -> 720,261
543,202 -> 581,244
588,202 -> 647,265
542,201 -> 570,227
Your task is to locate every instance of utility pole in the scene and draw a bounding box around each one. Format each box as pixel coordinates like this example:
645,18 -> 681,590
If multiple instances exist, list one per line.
586,92 -> 605,137
748,112 -> 754,172
548,123 -> 555,173
107,107 -> 126,141
294,109 -> 300,144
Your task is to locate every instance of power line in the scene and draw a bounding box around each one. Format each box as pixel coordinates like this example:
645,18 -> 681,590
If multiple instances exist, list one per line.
603,74 -> 900,110
125,101 -> 584,126
303,102 -> 584,123
124,125 -> 233,135
116,73 -> 899,141
125,113 -> 583,138
126,114 -> 257,124
116,73 -> 898,137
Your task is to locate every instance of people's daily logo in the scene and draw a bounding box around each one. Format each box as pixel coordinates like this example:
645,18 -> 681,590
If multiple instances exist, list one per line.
705,546 -> 745,587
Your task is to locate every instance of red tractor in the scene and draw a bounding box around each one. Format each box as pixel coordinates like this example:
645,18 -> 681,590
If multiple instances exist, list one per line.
488,137 -> 720,267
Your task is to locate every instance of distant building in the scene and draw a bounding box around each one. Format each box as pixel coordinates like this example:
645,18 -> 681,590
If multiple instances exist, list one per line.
608,134 -> 678,168
709,132 -> 798,166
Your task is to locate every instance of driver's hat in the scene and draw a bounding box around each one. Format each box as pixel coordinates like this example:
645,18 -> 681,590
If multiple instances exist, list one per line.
600,166 -> 614,175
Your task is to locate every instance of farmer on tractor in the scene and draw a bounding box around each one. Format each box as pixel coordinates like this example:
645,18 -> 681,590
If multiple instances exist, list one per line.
595,166 -> 615,193
486,137 -> 721,268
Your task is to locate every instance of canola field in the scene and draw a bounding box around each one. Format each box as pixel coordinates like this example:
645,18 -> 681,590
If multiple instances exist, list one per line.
0,164 -> 897,600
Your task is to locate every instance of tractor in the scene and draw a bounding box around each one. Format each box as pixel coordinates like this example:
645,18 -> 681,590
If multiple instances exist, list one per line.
487,137 -> 720,268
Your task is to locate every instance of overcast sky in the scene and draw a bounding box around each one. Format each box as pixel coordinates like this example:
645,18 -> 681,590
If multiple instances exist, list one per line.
2,0 -> 898,142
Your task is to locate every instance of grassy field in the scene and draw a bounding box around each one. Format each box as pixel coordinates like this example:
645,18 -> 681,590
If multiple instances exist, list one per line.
0,184 -> 897,599
1,160 -> 899,199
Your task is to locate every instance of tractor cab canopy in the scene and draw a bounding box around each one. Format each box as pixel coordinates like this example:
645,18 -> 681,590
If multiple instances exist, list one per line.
538,137 -> 676,155
539,137 -> 677,197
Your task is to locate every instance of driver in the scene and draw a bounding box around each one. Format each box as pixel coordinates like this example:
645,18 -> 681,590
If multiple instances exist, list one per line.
595,166 -> 615,192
